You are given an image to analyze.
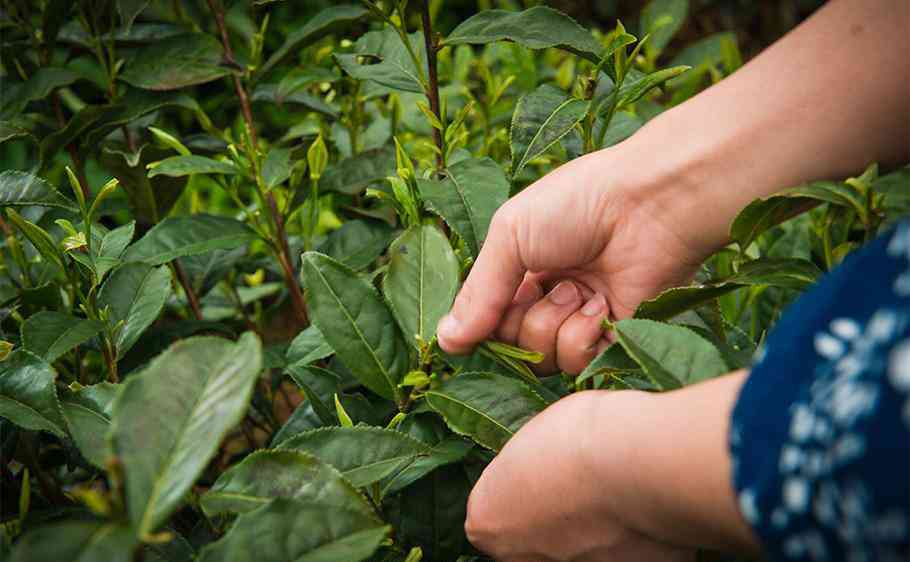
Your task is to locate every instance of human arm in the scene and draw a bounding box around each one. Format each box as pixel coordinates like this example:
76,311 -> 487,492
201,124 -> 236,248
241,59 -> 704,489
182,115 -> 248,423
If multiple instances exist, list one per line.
437,0 -> 910,362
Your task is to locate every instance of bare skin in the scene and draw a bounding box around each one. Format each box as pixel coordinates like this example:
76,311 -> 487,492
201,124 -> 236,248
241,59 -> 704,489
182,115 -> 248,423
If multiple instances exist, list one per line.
439,0 -> 910,560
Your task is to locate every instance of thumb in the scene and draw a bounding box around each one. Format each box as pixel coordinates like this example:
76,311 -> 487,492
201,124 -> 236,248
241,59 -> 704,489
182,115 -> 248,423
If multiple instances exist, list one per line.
437,211 -> 526,354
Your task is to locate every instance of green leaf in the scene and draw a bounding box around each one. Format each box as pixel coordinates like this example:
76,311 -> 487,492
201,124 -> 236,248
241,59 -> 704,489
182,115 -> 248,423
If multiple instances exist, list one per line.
262,147 -> 292,189
95,221 -> 136,279
110,333 -> 263,536
124,215 -> 256,265
10,520 -> 137,562
6,208 -> 65,268
260,5 -> 369,77
251,84 -> 340,119
1,68 -> 80,119
613,319 -> 728,390
21,311 -> 104,363
200,449 -> 372,517
319,145 -> 396,195
147,155 -> 240,178
196,499 -> 388,562
669,32 -> 737,67
417,157 -> 509,258
317,219 -> 394,271
425,372 -> 546,451
286,325 -> 334,368
510,84 -> 589,176
0,350 -> 67,437
729,181 -> 867,251
301,252 -> 409,402
97,263 -> 171,358
383,224 -> 460,348
634,285 -> 742,321
119,33 -> 229,90
640,0 -> 689,56
287,365 -> 340,426
728,257 -> 822,291
617,65 -> 690,107
42,90 -> 203,159
444,6 -> 602,62
334,29 -> 426,93
100,143 -> 188,225
276,67 -> 339,103
279,426 -> 430,488
575,343 -> 641,386
382,438 -> 472,495
60,382 -> 120,468
387,464 -> 470,560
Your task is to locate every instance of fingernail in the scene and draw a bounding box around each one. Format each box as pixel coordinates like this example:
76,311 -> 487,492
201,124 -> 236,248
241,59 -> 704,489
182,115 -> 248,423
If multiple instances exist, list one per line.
581,294 -> 606,317
548,281 -> 578,305
438,314 -> 460,340
513,282 -> 541,305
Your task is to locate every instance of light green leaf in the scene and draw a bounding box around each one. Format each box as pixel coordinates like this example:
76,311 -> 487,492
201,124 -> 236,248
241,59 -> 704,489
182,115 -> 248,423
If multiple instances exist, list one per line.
10,520 -> 137,562
110,333 -> 263,536
383,224 -> 460,348
617,65 -> 690,107
119,33 -> 229,90
425,372 -> 546,451
417,157 -> 509,258
260,5 -> 369,77
6,208 -> 64,268
97,263 -> 171,358
60,382 -> 120,468
444,6 -> 602,62
0,350 -> 67,437
124,215 -> 256,265
21,311 -> 104,363
317,219 -> 394,271
117,0 -> 150,31
147,155 -> 239,178
640,0 -> 689,56
301,252 -> 409,402
95,221 -> 136,279
510,84 -> 589,176
613,319 -> 728,390
200,449 -> 372,517
279,426 -> 430,488
196,499 -> 388,562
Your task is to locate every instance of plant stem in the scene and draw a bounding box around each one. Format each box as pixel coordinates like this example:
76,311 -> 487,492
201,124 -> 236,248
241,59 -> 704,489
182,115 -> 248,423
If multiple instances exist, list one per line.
20,433 -> 67,505
207,0 -> 308,325
172,262 -> 203,321
420,0 -> 445,172
102,339 -> 119,383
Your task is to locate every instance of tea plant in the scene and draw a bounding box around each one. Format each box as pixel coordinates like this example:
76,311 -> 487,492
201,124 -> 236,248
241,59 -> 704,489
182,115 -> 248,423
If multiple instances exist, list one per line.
0,1 -> 907,561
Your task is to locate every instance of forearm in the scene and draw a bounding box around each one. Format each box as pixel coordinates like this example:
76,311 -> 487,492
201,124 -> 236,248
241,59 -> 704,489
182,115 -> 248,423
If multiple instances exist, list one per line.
618,0 -> 910,254
589,371 -> 761,554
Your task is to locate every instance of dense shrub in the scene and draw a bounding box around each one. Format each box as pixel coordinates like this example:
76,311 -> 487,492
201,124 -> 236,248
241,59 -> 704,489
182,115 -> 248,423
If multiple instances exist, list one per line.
0,1 -> 907,561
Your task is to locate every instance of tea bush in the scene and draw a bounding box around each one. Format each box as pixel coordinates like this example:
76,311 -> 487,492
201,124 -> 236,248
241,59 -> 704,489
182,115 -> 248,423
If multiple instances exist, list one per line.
0,1 -> 907,561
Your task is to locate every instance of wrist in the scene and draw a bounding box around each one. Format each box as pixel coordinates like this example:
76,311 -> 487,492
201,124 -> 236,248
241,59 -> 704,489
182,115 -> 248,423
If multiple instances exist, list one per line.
585,374 -> 761,555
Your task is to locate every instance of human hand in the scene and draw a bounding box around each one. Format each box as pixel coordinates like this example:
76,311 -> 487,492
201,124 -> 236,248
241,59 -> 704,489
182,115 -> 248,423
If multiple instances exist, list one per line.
436,144 -> 710,373
465,391 -> 695,562
465,373 -> 759,561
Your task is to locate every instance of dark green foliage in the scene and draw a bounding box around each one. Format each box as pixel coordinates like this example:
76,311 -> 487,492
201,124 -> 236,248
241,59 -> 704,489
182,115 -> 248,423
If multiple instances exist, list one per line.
0,1 -> 906,561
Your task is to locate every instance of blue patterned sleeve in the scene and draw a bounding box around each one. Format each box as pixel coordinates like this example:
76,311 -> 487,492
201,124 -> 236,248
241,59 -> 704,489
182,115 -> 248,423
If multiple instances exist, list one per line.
729,220 -> 910,562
